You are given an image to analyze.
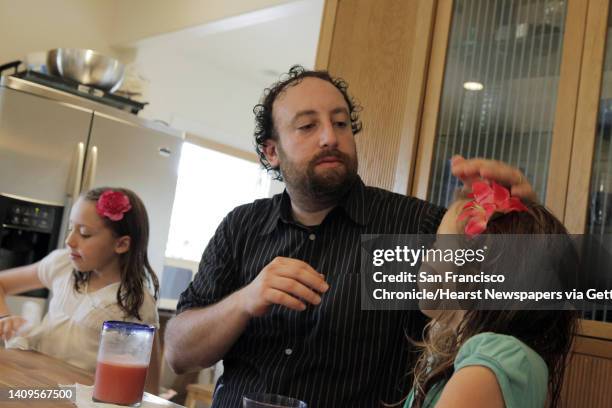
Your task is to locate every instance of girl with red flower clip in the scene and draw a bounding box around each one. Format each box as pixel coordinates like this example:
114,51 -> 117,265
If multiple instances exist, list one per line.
0,187 -> 161,394
403,181 -> 578,408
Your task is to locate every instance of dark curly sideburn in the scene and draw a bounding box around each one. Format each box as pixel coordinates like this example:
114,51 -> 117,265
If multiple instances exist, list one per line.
253,65 -> 363,181
72,187 -> 159,321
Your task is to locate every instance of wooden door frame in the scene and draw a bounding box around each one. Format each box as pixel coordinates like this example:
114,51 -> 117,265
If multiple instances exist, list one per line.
411,0 -> 454,200
545,0 -> 590,220
565,0 -> 611,234
562,0 -> 612,340
315,0 -> 339,70
393,0 -> 439,194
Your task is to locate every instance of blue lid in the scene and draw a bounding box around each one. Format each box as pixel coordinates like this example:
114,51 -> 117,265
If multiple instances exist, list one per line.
102,320 -> 155,332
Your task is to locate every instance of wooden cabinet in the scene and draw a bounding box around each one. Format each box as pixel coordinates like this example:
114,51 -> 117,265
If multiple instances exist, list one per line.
317,0 -> 612,405
563,321 -> 612,406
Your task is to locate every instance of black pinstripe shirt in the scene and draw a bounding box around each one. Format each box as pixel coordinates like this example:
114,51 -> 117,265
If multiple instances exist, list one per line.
177,178 -> 445,407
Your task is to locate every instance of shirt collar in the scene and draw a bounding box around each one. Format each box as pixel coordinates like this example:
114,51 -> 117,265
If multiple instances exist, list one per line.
261,177 -> 370,235
337,176 -> 370,226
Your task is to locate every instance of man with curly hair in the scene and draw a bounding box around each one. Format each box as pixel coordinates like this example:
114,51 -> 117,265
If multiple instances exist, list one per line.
166,65 -> 536,407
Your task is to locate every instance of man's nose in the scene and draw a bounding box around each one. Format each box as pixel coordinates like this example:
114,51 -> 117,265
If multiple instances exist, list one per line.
319,121 -> 339,148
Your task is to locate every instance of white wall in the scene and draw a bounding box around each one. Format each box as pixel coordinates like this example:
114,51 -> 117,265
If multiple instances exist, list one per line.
110,0 -> 292,45
134,46 -> 268,153
0,0 -> 117,62
269,179 -> 286,196
0,0 -> 296,65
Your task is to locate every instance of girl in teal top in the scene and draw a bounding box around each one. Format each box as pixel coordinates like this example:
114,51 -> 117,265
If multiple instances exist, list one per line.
404,182 -> 577,408
404,332 -> 549,408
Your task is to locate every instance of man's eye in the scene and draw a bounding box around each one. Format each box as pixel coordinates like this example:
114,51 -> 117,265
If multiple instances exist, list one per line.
335,121 -> 348,128
298,123 -> 315,131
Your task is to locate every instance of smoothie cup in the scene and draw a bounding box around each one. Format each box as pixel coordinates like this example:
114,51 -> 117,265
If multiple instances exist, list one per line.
92,321 -> 155,406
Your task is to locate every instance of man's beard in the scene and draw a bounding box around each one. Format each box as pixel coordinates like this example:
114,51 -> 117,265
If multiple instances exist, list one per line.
278,148 -> 358,207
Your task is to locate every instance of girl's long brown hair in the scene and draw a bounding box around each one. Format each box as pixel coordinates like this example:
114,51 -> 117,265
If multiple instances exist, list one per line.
72,187 -> 159,320
410,203 -> 578,408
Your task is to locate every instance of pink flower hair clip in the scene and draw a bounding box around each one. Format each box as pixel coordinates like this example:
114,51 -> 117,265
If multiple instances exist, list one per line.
96,190 -> 132,221
457,180 -> 528,238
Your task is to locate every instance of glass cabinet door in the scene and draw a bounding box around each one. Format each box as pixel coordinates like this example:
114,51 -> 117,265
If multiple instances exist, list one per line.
414,0 -> 581,209
415,0 -> 611,324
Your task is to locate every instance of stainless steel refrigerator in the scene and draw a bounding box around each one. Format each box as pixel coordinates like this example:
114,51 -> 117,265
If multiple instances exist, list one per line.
0,72 -> 184,315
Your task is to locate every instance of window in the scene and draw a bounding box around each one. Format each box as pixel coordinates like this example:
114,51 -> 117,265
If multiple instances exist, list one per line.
165,142 -> 271,261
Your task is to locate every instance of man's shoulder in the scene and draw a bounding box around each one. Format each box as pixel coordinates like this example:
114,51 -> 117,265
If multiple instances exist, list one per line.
227,195 -> 279,217
362,184 -> 446,233
363,184 -> 441,209
221,195 -> 280,232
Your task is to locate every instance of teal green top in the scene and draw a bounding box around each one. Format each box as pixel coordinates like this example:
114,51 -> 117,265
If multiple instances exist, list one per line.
403,332 -> 548,408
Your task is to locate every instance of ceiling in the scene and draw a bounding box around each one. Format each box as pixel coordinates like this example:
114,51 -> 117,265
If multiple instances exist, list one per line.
135,0 -> 324,85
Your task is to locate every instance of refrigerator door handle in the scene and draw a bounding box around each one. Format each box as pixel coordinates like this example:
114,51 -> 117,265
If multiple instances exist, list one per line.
68,142 -> 85,199
57,142 -> 85,248
82,145 -> 98,192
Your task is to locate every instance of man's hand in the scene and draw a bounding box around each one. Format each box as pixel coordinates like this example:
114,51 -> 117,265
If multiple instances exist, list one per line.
240,257 -> 329,317
0,315 -> 26,341
450,155 -> 537,202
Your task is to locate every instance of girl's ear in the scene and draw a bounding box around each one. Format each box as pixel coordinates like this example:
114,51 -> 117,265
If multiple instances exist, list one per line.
115,236 -> 131,255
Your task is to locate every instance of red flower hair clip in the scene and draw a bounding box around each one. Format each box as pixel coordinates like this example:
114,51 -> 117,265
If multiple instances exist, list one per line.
457,180 -> 528,238
96,190 -> 131,221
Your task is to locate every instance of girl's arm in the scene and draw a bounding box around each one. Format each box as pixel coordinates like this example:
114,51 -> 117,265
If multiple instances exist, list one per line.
0,262 -> 44,339
434,366 -> 505,408
144,331 -> 161,395
0,262 -> 44,312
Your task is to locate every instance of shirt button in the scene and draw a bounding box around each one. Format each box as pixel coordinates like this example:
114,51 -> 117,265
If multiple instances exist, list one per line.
308,233 -> 316,241
285,348 -> 293,356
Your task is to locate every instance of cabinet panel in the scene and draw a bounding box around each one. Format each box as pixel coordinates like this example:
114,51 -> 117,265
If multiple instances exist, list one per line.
561,336 -> 612,407
324,0 -> 436,192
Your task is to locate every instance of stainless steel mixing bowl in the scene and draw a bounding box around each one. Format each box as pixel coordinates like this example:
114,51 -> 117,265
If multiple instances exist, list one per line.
47,48 -> 125,92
